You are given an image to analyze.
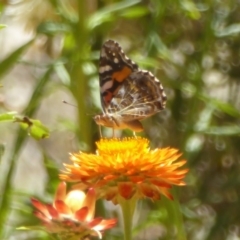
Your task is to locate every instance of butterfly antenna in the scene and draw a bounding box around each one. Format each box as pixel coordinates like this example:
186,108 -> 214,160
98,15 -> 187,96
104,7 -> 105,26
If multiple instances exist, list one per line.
62,100 -> 77,108
63,100 -> 98,117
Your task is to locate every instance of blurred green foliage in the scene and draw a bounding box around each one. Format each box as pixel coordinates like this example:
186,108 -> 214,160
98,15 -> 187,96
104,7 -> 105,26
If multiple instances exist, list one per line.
1,0 -> 240,239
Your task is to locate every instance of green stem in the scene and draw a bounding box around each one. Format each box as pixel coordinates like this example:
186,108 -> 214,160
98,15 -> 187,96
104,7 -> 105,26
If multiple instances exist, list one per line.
0,68 -> 53,238
157,187 -> 187,240
118,196 -> 137,240
69,0 -> 93,151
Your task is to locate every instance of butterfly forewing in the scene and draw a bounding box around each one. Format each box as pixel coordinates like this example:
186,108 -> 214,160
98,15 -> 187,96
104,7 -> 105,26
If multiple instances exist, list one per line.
99,40 -> 138,112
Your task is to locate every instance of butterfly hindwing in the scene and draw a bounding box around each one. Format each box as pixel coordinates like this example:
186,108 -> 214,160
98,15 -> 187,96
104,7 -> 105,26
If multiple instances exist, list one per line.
107,70 -> 166,120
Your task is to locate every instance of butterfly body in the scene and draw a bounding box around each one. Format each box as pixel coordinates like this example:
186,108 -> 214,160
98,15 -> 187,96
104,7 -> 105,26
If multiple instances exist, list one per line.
94,40 -> 167,133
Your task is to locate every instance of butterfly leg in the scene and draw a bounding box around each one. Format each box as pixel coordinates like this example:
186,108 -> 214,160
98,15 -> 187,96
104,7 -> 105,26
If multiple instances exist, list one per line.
112,128 -> 115,138
133,131 -> 137,138
99,125 -> 102,138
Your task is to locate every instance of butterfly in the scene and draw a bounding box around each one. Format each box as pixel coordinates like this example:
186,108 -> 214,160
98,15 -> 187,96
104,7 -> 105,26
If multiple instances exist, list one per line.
94,40 -> 167,136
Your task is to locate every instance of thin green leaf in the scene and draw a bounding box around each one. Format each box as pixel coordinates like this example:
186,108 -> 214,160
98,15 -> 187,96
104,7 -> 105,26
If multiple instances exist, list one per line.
88,0 -> 141,29
24,67 -> 53,116
0,112 -> 17,122
203,125 -> 240,135
17,117 -> 50,140
54,62 -> 71,86
215,23 -> 240,37
119,6 -> 149,18
0,70 -> 52,224
37,22 -> 71,35
28,119 -> 49,140
0,39 -> 34,79
44,156 -> 60,193
180,0 -> 201,20
0,144 -> 4,163
0,24 -> 6,30
200,96 -> 240,118
149,33 -> 172,60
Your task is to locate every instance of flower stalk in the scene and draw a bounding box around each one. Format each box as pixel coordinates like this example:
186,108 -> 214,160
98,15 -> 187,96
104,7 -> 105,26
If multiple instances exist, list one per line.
118,195 -> 137,240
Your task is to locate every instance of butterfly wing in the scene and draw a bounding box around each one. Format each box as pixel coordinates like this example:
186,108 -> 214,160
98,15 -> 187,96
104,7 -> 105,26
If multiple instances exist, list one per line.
99,40 -> 139,113
107,70 -> 167,122
95,39 -> 167,133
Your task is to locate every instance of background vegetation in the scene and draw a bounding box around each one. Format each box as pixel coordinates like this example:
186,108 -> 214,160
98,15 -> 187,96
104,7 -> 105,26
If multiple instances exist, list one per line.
1,0 -> 240,239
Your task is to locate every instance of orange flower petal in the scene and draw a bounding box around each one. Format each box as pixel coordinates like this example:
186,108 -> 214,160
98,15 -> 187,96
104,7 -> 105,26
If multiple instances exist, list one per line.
88,217 -> 103,228
94,219 -> 118,231
60,137 -> 188,203
31,182 -> 117,237
31,199 -> 49,215
75,206 -> 88,221
34,210 -> 51,222
118,182 -> 135,199
82,188 -> 96,221
54,182 -> 66,202
54,200 -> 70,214
46,204 -> 59,219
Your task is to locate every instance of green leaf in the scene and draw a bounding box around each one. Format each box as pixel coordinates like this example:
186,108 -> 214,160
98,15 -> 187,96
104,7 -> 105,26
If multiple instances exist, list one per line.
27,119 -> 49,140
0,39 -> 34,79
16,225 -> 46,232
16,117 -> 50,140
0,113 -> 50,139
119,6 -> 149,18
44,156 -> 60,194
180,0 -> 201,20
37,22 -> 71,35
200,96 -> 240,118
54,62 -> 71,86
203,125 -> 240,135
0,112 -> 17,122
0,24 -> 6,30
24,67 -> 53,116
215,23 -> 240,37
0,144 -> 4,163
149,33 -> 172,60
88,0 -> 141,29
134,55 -> 162,69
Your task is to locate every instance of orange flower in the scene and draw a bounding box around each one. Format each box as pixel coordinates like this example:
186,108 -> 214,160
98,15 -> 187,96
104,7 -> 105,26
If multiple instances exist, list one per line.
60,137 -> 188,204
31,182 -> 117,239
